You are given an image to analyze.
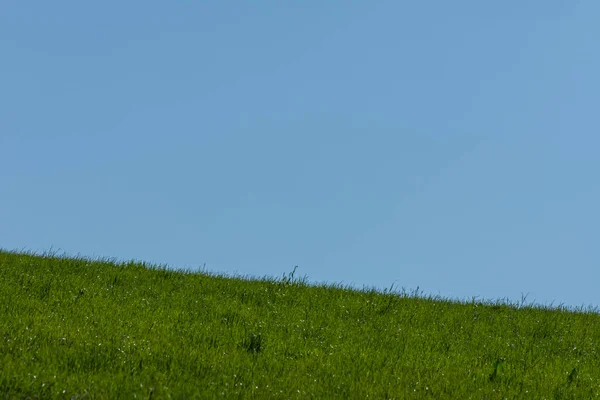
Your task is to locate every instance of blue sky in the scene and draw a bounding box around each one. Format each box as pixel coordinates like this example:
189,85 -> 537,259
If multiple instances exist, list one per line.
2,1 -> 599,308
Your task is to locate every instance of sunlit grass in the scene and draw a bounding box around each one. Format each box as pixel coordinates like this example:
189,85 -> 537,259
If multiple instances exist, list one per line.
1,249 -> 599,399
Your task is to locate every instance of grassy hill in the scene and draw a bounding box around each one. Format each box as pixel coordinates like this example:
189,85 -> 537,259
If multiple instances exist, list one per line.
1,250 -> 599,399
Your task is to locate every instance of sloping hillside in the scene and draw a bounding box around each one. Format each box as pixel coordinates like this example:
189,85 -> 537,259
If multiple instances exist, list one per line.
1,250 -> 599,398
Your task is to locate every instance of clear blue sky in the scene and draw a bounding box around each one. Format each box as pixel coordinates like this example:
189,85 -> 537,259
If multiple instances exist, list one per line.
2,2 -> 599,309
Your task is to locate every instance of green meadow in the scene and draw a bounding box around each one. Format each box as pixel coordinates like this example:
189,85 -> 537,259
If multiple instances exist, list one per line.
1,250 -> 599,399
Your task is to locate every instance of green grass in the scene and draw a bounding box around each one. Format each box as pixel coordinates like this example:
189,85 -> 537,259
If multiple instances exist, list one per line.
1,250 -> 599,399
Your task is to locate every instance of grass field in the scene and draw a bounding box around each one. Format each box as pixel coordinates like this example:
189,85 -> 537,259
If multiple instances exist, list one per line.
1,250 -> 599,399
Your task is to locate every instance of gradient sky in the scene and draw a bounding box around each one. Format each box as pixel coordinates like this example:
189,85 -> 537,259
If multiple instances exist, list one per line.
2,1 -> 599,309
